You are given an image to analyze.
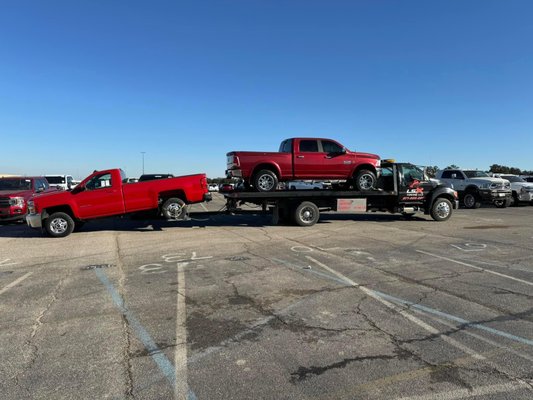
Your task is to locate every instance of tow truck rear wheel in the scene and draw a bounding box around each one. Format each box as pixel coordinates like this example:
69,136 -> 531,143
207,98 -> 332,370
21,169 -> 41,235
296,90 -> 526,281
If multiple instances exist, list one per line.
162,198 -> 187,220
293,201 -> 320,227
44,212 -> 75,237
431,198 -> 453,222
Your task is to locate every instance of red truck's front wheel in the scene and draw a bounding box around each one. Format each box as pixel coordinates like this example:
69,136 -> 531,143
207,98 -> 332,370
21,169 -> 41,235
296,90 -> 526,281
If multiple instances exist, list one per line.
44,212 -> 75,238
354,170 -> 377,191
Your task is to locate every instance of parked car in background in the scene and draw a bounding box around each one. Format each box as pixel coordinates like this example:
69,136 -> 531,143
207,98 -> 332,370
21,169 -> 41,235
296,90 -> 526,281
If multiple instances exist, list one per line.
0,176 -> 54,222
138,174 -> 174,182
494,174 -> 533,205
26,168 -> 211,237
436,169 -> 511,208
45,174 -> 75,190
219,183 -> 234,192
521,176 -> 533,183
226,138 -> 381,192
287,181 -> 325,190
208,184 -> 219,192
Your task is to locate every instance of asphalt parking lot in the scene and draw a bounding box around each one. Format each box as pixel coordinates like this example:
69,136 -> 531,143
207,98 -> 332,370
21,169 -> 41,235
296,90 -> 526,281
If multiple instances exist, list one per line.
1,194 -> 532,399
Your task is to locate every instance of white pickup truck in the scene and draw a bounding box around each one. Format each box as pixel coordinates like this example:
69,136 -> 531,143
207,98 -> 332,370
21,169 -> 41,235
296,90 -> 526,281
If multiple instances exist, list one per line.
44,175 -> 75,191
495,175 -> 533,205
436,169 -> 511,208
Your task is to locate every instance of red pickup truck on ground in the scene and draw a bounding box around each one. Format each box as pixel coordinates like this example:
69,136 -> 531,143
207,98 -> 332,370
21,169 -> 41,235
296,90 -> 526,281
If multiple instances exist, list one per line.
226,138 -> 381,192
0,176 -> 55,222
26,168 -> 211,237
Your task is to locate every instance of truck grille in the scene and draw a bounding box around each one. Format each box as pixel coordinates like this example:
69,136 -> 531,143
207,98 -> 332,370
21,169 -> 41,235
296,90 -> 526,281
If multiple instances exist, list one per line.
0,197 -> 10,207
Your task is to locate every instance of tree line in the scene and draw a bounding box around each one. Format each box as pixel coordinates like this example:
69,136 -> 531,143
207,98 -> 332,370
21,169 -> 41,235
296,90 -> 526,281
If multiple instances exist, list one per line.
424,164 -> 533,178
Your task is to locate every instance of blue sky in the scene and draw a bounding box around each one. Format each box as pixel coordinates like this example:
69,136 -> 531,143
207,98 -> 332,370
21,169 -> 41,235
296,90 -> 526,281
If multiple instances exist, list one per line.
1,0 -> 532,178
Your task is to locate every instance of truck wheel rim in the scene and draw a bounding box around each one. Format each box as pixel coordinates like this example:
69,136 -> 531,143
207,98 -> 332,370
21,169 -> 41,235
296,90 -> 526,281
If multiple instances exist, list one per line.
358,174 -> 374,190
50,218 -> 68,234
258,175 -> 275,191
464,195 -> 474,207
435,202 -> 450,218
168,203 -> 182,218
300,207 -> 315,222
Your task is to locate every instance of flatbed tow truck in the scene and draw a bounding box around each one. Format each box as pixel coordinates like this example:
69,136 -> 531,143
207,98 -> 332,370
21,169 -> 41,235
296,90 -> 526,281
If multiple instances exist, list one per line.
220,162 -> 459,226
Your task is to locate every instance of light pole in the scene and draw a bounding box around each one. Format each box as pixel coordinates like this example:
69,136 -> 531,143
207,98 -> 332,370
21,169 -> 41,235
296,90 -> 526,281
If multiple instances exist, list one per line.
141,152 -> 146,175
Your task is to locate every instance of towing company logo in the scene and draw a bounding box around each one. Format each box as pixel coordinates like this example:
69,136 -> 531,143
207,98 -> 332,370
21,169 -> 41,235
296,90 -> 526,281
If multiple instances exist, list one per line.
402,180 -> 425,201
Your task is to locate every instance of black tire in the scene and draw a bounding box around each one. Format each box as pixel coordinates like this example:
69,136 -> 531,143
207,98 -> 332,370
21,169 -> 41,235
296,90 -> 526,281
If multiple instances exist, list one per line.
44,212 -> 75,238
293,201 -> 320,227
463,192 -> 481,209
494,198 -> 510,208
430,198 -> 453,222
253,170 -> 278,192
162,198 -> 187,220
354,169 -> 377,191
511,192 -> 519,207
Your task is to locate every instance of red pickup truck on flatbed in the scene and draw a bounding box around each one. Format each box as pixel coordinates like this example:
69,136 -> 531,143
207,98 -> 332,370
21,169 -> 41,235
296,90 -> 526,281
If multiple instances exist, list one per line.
26,168 -> 210,237
226,138 -> 381,192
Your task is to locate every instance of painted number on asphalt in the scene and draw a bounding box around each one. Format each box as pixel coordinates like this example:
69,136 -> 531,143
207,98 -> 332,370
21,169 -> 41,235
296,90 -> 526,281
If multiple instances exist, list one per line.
139,252 -> 212,274
450,243 -> 487,252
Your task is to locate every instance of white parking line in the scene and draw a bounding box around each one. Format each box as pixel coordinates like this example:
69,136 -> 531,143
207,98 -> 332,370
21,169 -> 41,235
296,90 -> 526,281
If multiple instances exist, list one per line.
394,382 -> 529,400
305,256 -> 485,361
199,203 -> 208,212
0,272 -> 32,296
175,262 -> 190,400
416,250 -> 533,287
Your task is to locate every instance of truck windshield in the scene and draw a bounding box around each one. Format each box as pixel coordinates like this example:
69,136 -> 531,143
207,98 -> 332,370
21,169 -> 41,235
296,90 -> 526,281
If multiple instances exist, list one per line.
0,178 -> 32,190
464,170 -> 490,178
46,176 -> 65,184
501,175 -> 524,183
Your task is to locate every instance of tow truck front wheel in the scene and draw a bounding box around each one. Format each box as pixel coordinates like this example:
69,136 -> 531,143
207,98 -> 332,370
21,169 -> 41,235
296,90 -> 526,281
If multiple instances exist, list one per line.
430,198 -> 452,222
293,201 -> 320,227
162,198 -> 187,220
44,212 -> 75,237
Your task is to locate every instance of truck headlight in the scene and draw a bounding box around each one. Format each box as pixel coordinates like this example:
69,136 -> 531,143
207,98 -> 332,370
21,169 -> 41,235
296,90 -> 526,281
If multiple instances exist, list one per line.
8,197 -> 25,207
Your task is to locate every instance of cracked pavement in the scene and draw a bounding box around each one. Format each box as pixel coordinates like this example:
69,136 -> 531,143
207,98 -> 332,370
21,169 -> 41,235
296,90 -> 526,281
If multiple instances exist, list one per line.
1,194 -> 533,399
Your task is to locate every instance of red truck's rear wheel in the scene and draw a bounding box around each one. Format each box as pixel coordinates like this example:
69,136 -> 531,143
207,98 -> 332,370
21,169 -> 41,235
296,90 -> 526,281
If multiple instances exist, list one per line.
253,170 -> 278,192
162,198 -> 187,220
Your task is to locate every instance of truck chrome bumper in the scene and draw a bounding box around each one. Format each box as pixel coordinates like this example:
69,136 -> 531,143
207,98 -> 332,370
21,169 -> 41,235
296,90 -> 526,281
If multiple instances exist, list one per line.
26,213 -> 42,229
226,169 -> 242,178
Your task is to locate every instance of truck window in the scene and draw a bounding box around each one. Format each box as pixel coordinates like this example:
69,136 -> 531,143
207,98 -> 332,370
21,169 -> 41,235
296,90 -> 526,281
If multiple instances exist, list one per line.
321,140 -> 343,154
299,140 -> 319,152
279,140 -> 293,153
401,165 -> 424,182
86,173 -> 112,190
441,170 -> 461,179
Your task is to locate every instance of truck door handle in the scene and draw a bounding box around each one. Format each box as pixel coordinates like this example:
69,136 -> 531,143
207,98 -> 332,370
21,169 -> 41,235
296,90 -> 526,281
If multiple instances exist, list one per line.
297,155 -> 305,159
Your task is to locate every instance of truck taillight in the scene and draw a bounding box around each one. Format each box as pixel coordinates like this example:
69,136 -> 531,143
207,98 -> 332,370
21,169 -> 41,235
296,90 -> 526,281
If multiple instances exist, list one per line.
201,177 -> 207,189
227,155 -> 240,168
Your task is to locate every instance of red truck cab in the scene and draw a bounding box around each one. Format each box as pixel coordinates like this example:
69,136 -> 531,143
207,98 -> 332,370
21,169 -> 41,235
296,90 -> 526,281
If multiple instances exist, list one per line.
0,176 -> 54,222
26,168 -> 210,237
227,138 -> 381,192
